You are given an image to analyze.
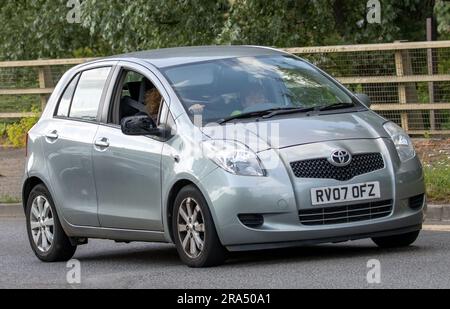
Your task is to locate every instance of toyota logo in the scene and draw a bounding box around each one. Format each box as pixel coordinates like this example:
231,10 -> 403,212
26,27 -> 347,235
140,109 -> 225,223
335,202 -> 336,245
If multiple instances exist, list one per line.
329,149 -> 352,167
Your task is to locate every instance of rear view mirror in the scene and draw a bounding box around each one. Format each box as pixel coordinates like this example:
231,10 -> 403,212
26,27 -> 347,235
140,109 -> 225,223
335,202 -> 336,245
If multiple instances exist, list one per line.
121,115 -> 159,136
355,93 -> 372,108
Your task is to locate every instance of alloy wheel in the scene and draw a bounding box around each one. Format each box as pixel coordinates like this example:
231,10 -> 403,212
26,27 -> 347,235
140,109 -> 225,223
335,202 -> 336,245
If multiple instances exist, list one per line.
29,195 -> 54,253
177,197 -> 205,259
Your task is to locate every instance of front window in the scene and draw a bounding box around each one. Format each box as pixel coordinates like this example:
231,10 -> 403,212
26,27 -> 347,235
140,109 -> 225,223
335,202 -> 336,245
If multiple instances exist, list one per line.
69,67 -> 111,121
109,69 -> 164,125
163,56 -> 356,124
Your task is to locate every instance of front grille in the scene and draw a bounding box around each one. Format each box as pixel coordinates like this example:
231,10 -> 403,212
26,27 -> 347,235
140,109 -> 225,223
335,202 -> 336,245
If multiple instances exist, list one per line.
290,153 -> 384,181
409,194 -> 425,210
299,200 -> 393,226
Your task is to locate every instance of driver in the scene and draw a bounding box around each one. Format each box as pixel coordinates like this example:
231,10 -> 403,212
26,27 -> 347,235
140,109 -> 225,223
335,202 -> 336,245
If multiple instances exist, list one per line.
188,85 -> 269,118
230,87 -> 269,116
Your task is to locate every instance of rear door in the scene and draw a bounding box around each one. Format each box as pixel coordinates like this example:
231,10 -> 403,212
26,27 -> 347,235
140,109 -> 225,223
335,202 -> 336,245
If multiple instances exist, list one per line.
43,66 -> 113,227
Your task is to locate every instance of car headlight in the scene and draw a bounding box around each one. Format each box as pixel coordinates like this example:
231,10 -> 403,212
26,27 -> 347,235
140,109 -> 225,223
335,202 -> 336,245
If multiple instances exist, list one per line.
383,122 -> 415,162
202,140 -> 265,176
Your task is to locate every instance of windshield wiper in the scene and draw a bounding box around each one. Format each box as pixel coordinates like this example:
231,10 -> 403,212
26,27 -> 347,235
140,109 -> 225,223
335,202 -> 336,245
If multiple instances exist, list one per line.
261,102 -> 357,119
262,106 -> 318,119
318,102 -> 355,112
218,109 -> 281,124
218,103 -> 343,124
218,106 -> 322,124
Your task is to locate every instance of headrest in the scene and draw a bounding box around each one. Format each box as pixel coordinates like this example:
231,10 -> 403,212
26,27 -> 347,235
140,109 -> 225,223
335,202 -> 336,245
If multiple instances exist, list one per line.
123,81 -> 141,100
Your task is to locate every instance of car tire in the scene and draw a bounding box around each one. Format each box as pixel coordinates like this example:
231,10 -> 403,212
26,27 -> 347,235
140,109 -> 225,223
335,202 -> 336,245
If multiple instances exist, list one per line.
372,230 -> 420,248
172,185 -> 227,267
26,184 -> 77,262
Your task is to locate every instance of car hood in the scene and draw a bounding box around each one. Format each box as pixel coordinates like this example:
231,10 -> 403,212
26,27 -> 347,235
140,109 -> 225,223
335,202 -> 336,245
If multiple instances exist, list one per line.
201,111 -> 389,152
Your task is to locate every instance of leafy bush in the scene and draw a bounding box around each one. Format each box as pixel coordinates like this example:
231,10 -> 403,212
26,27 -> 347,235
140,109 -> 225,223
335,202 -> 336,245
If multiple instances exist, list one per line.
0,122 -> 7,137
6,107 -> 39,148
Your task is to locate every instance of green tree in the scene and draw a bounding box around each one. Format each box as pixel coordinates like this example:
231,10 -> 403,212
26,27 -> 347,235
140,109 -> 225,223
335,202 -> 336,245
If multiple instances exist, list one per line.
0,0 -> 447,61
218,0 -> 437,47
436,0 -> 450,39
0,0 -> 103,60
217,0 -> 337,47
331,0 -> 435,43
81,0 -> 230,54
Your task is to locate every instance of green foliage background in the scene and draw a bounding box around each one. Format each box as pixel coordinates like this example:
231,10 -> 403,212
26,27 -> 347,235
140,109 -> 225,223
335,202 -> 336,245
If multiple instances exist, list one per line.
0,0 -> 448,61
0,0 -> 449,147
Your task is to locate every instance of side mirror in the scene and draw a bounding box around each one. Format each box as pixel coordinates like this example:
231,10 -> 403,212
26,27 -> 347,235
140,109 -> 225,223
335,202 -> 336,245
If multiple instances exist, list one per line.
121,115 -> 159,136
355,93 -> 371,108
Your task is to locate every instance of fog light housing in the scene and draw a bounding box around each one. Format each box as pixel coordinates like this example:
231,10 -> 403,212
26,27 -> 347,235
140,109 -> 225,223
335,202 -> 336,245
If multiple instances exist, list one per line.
238,214 -> 264,228
409,194 -> 425,210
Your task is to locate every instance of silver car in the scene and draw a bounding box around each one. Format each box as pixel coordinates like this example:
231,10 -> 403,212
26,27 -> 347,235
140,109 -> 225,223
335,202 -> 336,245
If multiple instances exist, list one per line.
23,46 -> 426,267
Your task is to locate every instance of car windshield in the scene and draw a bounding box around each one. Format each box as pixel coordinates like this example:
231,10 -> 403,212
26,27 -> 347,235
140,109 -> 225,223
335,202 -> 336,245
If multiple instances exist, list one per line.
162,55 -> 356,124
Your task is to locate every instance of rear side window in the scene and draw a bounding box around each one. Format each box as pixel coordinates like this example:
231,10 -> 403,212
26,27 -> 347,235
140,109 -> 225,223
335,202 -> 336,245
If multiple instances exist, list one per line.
69,67 -> 111,121
56,74 -> 79,117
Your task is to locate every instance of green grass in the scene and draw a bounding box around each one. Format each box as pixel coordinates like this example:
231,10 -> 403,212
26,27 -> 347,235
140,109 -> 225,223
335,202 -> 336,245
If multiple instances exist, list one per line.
424,158 -> 450,204
0,195 -> 21,204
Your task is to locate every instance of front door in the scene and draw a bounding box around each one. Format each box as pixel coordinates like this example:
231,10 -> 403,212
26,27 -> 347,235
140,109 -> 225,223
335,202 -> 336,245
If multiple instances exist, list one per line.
93,67 -> 167,231
93,127 -> 163,231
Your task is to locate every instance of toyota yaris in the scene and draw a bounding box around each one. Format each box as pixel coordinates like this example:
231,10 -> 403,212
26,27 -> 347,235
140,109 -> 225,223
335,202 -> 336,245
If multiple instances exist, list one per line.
23,46 -> 426,267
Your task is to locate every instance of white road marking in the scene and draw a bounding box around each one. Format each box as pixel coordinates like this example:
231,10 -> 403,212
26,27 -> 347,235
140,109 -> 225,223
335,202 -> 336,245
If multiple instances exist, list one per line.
423,224 -> 450,232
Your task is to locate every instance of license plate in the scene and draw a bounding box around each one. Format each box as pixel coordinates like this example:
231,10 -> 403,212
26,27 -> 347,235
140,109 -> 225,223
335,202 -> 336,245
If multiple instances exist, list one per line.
311,182 -> 381,206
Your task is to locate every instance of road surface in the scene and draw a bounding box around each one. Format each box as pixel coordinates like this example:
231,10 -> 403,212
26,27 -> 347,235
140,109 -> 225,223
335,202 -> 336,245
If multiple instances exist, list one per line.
1,218 -> 449,289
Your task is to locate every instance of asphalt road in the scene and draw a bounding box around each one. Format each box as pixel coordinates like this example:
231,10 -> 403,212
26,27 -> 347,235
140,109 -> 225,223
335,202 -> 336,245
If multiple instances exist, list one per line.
1,218 -> 450,289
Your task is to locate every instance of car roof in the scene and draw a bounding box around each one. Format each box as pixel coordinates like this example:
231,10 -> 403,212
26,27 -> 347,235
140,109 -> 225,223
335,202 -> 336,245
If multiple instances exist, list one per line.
105,45 -> 286,69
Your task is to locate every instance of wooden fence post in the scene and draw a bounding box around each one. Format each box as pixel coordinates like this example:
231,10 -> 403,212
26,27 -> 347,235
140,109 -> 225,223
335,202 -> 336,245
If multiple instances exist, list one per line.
427,18 -> 437,131
394,49 -> 409,131
38,66 -> 53,110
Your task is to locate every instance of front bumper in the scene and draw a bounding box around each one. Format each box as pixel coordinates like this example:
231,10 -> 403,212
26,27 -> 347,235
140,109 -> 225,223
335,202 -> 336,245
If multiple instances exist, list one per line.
199,138 -> 426,250
226,224 -> 422,252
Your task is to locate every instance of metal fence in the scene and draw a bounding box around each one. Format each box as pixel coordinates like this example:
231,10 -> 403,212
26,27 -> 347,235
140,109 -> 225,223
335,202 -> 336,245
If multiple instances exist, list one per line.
285,41 -> 450,135
0,41 -> 449,135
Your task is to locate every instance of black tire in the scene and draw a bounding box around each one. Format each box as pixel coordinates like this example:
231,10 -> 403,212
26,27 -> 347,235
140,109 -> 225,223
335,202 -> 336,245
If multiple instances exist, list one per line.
26,184 -> 77,262
172,185 -> 227,267
372,230 -> 420,248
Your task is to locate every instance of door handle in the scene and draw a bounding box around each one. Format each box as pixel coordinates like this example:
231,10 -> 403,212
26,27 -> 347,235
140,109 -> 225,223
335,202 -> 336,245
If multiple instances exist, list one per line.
94,137 -> 110,149
45,130 -> 59,141
172,154 -> 180,163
